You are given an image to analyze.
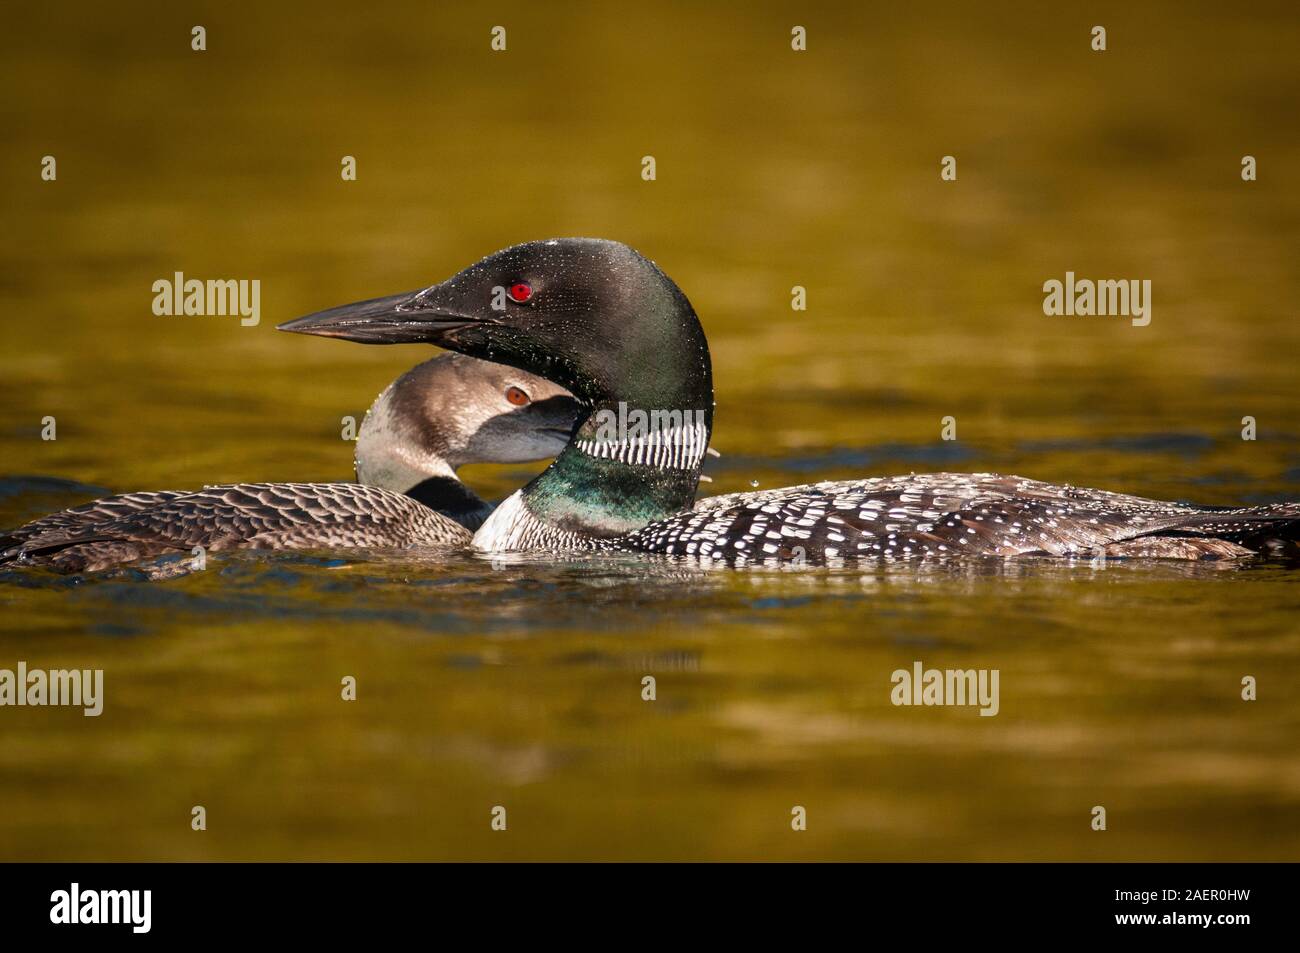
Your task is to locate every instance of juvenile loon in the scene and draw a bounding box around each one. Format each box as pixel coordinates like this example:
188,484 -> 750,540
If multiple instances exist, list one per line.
1,354 -> 579,573
280,238 -> 1300,563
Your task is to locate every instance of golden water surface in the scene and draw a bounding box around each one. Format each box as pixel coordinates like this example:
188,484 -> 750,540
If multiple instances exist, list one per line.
1,2 -> 1298,860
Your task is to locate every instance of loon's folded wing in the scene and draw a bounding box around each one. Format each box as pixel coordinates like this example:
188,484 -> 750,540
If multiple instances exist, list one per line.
2,482 -> 469,573
667,473 -> 1298,560
0,490 -> 188,551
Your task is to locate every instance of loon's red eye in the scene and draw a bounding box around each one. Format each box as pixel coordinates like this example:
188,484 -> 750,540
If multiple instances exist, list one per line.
509,282 -> 532,303
505,386 -> 531,406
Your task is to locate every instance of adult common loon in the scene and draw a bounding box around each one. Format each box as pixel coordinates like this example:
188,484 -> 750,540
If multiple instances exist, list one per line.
280,238 -> 1299,563
1,354 -> 579,573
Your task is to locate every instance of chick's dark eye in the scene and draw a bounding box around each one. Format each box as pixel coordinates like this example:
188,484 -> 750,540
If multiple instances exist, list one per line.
505,386 -> 530,406
508,282 -> 532,303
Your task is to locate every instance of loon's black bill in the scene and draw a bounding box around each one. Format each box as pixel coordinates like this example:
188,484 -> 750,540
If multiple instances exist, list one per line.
277,292 -> 478,344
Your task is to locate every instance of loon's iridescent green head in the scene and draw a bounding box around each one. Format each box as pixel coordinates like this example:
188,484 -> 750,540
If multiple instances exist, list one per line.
278,238 -> 713,419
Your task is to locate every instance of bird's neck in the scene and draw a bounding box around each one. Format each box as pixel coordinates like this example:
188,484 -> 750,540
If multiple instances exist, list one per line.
486,396 -> 713,546
476,280 -> 715,549
355,378 -> 490,526
404,476 -> 492,530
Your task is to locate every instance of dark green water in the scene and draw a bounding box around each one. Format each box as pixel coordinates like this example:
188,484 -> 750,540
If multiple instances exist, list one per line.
1,2 -> 1297,859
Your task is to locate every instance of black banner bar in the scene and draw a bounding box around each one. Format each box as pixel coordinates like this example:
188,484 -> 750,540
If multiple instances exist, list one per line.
0,862 -> 1282,941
